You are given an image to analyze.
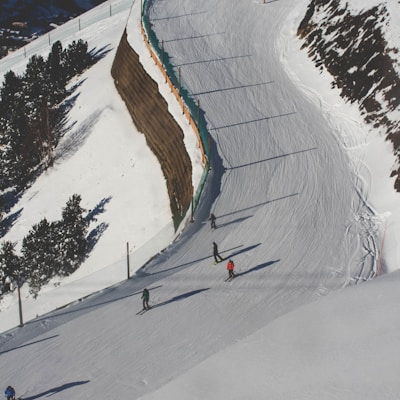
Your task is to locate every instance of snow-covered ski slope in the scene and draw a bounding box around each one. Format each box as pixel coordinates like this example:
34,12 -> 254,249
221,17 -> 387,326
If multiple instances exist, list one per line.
134,0 -> 377,287
2,0 -> 399,398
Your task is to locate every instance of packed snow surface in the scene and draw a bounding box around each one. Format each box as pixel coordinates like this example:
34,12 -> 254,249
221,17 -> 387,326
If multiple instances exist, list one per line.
0,0 -> 400,399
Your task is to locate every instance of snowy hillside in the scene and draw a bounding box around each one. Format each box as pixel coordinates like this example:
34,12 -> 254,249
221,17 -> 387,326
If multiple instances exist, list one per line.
0,0 -> 400,399
0,0 -> 109,57
0,0 -> 203,328
298,0 -> 400,188
0,0 -> 108,29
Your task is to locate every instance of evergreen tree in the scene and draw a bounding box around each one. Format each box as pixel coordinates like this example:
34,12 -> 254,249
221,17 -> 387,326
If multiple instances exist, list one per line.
59,194 -> 88,275
17,55 -> 48,168
0,71 -> 31,189
0,70 -> 24,119
0,196 -> 4,222
0,241 -> 21,281
0,119 -> 30,190
21,218 -> 61,294
23,55 -> 50,118
64,39 -> 91,78
46,41 -> 67,104
0,39 -> 93,192
23,54 -> 57,166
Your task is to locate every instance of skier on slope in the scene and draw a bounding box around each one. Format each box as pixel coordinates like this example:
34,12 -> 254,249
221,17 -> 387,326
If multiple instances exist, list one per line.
141,288 -> 150,310
210,213 -> 217,229
227,259 -> 236,279
213,242 -> 224,263
4,385 -> 15,400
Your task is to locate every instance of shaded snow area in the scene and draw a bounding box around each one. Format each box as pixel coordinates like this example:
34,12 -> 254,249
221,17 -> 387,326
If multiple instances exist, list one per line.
0,0 -> 400,399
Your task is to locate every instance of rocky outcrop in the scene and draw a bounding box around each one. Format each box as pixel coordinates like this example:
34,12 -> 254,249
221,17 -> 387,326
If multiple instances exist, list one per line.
298,0 -> 400,189
111,30 -> 193,229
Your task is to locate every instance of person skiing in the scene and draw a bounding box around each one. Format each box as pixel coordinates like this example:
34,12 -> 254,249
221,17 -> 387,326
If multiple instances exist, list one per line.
227,259 -> 236,279
213,242 -> 224,263
210,213 -> 217,229
141,288 -> 150,310
4,385 -> 15,400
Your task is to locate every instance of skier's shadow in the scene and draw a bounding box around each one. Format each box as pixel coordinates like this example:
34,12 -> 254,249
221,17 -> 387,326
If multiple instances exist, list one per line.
21,380 -> 89,399
151,288 -> 209,310
236,259 -> 280,277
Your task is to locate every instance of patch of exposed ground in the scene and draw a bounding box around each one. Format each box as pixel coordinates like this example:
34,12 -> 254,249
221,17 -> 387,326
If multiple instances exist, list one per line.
298,0 -> 400,189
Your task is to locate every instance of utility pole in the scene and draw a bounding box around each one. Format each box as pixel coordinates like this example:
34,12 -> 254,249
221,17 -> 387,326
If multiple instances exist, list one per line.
126,242 -> 131,279
17,274 -> 23,327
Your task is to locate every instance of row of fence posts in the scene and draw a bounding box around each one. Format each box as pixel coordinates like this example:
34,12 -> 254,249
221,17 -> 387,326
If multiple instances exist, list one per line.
20,3 -> 114,58
141,9 -> 210,224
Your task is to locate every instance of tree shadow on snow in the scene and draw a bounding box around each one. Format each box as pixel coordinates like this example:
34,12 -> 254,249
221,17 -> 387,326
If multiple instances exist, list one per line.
90,44 -> 112,62
86,222 -> 109,254
151,288 -> 209,310
0,208 -> 23,239
86,196 -> 112,223
22,380 -> 90,400
54,108 -> 103,163
85,196 -> 112,253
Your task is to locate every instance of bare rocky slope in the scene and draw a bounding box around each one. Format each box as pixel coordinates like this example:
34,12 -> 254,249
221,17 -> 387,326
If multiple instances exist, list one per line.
298,0 -> 400,189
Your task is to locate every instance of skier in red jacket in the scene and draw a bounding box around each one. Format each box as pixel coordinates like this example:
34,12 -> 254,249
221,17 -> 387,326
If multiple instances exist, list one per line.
227,259 -> 236,279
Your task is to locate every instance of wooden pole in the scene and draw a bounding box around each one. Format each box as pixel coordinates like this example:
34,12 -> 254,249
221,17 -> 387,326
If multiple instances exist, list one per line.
126,242 -> 130,279
197,99 -> 201,130
178,66 -> 181,97
17,278 -> 23,327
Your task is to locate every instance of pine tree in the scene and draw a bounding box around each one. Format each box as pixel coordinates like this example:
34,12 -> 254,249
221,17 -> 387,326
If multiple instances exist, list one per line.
0,241 -> 21,282
46,40 -> 67,104
64,39 -> 92,79
0,39 -> 93,193
0,71 -> 31,189
59,194 -> 88,275
21,218 -> 61,294
23,55 -> 50,118
0,70 -> 24,119
0,119 -> 29,190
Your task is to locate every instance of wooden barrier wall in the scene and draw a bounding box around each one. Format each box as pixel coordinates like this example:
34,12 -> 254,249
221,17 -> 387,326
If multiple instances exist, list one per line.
111,30 -> 193,229
140,23 -> 207,167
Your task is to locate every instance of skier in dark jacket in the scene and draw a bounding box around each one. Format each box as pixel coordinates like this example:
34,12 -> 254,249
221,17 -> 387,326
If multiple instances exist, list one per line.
141,288 -> 150,310
210,213 -> 217,229
4,386 -> 15,400
213,242 -> 224,263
